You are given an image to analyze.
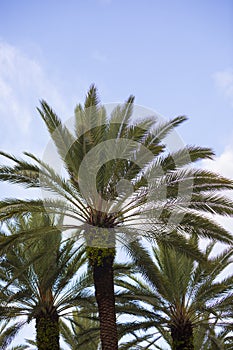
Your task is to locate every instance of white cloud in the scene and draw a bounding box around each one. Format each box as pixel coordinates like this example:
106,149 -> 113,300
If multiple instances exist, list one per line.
213,68 -> 233,108
0,41 -> 69,153
202,145 -> 233,179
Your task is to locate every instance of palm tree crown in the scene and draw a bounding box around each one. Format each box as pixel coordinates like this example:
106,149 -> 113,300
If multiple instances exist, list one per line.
0,213 -> 90,349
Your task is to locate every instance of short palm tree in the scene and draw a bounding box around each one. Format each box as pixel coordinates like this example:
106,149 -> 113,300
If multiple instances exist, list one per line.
0,213 -> 90,350
116,240 -> 233,349
0,85 -> 233,349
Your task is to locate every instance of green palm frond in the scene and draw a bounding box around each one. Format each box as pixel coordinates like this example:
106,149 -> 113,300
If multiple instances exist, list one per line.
60,309 -> 100,350
150,115 -> 188,144
0,320 -> 26,350
37,101 -> 76,171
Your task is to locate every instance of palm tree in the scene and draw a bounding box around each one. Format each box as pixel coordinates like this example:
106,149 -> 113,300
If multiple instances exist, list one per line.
0,213 -> 90,350
115,240 -> 233,349
0,85 -> 233,349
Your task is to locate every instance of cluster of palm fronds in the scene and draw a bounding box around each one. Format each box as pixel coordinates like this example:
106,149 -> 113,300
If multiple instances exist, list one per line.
0,85 -> 232,350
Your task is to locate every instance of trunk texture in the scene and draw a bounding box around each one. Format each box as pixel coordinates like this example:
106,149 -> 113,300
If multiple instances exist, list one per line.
36,309 -> 60,350
92,250 -> 118,350
171,320 -> 194,350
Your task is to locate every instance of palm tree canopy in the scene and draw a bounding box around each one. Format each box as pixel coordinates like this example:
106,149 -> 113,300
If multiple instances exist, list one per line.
0,85 -> 233,253
0,213 -> 92,348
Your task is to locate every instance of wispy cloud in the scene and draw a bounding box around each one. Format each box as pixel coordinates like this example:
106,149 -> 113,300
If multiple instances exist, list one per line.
0,42 -> 33,132
213,68 -> 233,108
0,41 -> 69,153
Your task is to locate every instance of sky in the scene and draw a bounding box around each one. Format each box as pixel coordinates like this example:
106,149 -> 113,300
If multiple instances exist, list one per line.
0,0 -> 233,347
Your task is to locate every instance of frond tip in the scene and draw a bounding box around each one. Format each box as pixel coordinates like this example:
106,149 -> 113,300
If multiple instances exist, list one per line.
84,84 -> 99,109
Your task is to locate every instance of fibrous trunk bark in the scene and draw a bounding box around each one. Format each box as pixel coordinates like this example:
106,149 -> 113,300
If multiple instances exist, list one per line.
91,248 -> 118,350
171,320 -> 194,350
36,309 -> 60,350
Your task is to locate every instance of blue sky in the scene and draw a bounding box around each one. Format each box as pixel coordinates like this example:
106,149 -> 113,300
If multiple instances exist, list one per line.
0,0 -> 233,347
0,0 -> 233,153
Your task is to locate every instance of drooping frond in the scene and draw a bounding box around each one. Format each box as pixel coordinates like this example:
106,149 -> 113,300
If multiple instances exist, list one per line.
159,146 -> 214,171
0,321 -> 26,350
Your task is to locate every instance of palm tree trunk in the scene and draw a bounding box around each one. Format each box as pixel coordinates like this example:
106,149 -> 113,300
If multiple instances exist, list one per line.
89,247 -> 118,350
171,321 -> 194,350
36,310 -> 60,350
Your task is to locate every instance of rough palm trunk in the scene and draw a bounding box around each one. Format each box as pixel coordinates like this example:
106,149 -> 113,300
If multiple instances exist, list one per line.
36,309 -> 60,350
171,320 -> 194,350
89,247 -> 118,350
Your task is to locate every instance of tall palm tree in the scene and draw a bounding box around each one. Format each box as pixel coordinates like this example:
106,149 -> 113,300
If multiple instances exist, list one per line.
0,213 -> 90,350
0,85 -> 233,349
116,240 -> 233,349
